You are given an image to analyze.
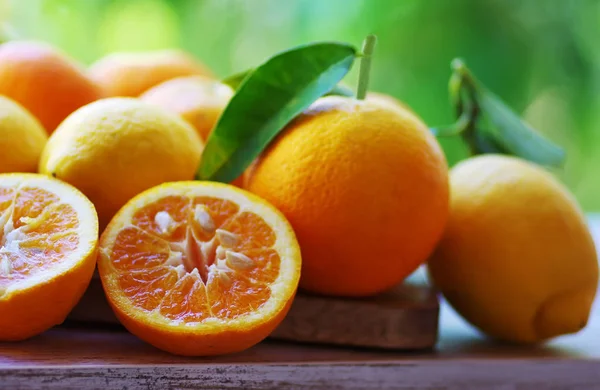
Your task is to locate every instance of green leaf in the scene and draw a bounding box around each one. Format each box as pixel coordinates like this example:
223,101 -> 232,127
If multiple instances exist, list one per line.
221,70 -> 253,90
476,87 -> 566,167
223,69 -> 354,98
197,42 -> 357,182
325,83 -> 355,97
472,129 -> 510,155
443,59 -> 567,167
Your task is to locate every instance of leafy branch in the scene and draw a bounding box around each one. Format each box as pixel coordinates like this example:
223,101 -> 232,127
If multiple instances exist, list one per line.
432,58 -> 566,167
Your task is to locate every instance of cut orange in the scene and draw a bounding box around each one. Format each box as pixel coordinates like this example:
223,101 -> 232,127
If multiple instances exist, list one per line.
0,173 -> 98,341
97,181 -> 301,356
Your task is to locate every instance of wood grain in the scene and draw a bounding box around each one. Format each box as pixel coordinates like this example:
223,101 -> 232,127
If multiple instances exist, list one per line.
68,274 -> 439,350
0,282 -> 593,389
269,282 -> 438,349
1,360 -> 599,390
0,305 -> 599,390
0,288 -> 597,389
1,220 -> 599,388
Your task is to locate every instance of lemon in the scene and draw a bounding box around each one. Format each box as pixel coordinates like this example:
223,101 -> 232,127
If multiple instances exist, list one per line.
39,97 -> 204,228
0,95 -> 47,173
428,154 -> 598,343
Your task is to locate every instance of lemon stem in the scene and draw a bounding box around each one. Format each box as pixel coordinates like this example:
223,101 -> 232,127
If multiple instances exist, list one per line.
356,34 -> 377,100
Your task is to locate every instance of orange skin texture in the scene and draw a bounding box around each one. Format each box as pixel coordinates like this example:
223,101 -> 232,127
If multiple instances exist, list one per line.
0,41 -> 104,134
0,247 -> 97,341
427,155 -> 599,344
89,50 -> 214,97
245,96 -> 450,297
367,91 -> 415,115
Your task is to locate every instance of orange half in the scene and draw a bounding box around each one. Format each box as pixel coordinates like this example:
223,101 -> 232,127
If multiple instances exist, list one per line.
98,181 -> 301,356
0,173 -> 98,341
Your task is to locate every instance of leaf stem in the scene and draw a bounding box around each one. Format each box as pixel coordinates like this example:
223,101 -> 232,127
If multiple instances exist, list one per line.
356,34 -> 377,100
445,58 -> 481,156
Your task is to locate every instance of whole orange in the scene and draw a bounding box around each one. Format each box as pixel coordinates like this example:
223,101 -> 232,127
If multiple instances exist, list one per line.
245,95 -> 449,297
139,75 -> 233,142
0,40 -> 104,133
88,49 -> 214,97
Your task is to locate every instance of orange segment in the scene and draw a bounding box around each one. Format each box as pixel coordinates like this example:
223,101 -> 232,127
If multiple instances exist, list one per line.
110,227 -> 171,271
98,181 -> 301,356
117,266 -> 179,311
11,186 -> 59,228
159,274 -> 211,322
192,196 -> 239,231
240,248 -> 281,284
0,187 -> 15,210
206,272 -> 270,320
0,173 -> 98,341
7,232 -> 80,278
132,195 -> 190,241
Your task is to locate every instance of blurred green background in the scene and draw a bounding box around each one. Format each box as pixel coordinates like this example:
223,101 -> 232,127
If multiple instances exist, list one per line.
2,0 -> 599,210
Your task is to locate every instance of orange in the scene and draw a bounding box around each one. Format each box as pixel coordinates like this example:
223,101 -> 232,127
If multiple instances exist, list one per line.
0,173 -> 98,341
138,75 -> 243,187
97,181 -> 301,356
367,91 -> 418,118
245,95 -> 449,297
88,49 -> 214,97
39,97 -> 204,229
139,75 -> 234,142
0,95 -> 47,173
0,40 -> 104,133
428,155 -> 599,344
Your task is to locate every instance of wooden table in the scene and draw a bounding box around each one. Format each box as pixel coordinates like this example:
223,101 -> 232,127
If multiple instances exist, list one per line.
1,217 -> 600,389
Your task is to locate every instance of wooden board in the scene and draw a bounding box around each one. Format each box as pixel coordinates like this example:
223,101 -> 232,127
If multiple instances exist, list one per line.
68,271 -> 439,350
0,291 -> 598,389
2,219 -> 599,388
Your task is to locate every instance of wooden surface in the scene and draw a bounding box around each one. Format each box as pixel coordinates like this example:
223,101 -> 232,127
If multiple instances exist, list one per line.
1,216 -> 600,389
0,291 -> 598,389
69,275 -> 439,350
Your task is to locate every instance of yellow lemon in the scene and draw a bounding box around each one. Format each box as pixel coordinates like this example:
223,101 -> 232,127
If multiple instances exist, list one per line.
39,97 -> 203,229
0,95 -> 47,173
428,154 -> 599,344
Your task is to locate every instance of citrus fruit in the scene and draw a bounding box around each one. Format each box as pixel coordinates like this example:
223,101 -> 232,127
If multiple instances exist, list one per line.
97,181 -> 301,356
0,40 -> 103,133
0,173 -> 98,341
139,75 -> 234,142
88,49 -> 214,97
427,154 -> 599,344
367,91 -> 418,118
39,97 -> 204,229
245,95 -> 449,297
0,95 -> 47,173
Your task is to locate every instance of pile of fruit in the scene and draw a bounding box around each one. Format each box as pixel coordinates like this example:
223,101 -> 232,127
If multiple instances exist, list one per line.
0,38 -> 596,356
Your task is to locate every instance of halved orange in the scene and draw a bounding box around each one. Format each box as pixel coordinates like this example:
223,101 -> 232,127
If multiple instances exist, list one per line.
0,173 -> 98,341
97,181 -> 301,356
